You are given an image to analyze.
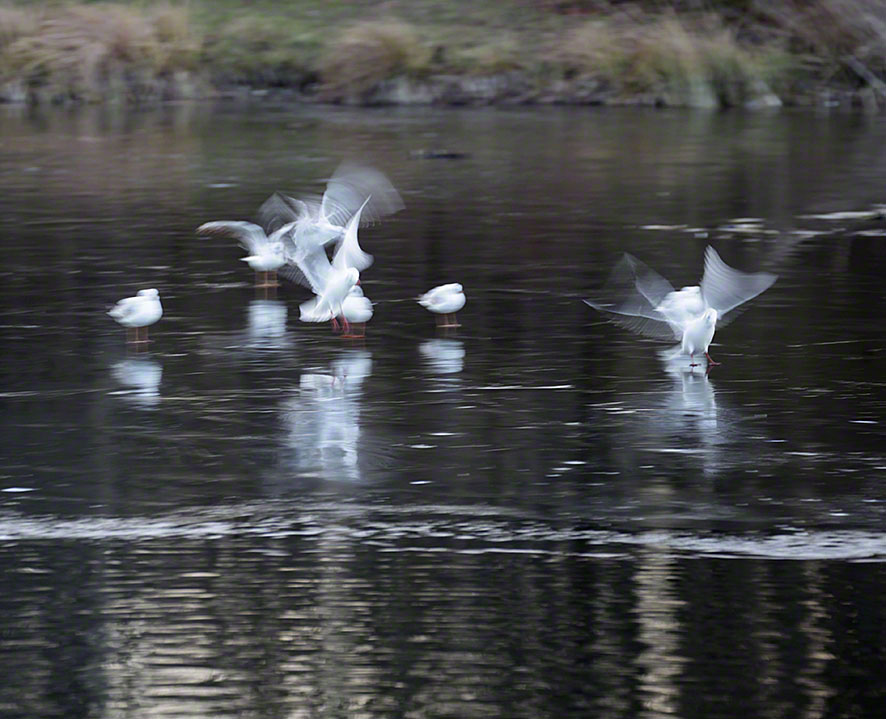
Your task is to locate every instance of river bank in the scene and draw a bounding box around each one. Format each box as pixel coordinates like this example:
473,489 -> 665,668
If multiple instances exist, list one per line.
1,1 -> 885,110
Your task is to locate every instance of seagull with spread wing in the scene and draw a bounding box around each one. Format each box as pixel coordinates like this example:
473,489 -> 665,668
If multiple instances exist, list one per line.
584,246 -> 777,367
257,161 -> 404,254
282,196 -> 373,335
195,208 -> 298,287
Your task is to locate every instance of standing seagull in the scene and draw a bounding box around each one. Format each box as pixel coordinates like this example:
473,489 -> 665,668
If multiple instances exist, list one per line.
418,283 -> 466,328
340,285 -> 374,338
584,246 -> 776,366
108,288 -> 163,345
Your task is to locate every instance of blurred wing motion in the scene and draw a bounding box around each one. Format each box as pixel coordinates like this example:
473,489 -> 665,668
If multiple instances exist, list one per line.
281,196 -> 373,292
583,253 -> 680,341
331,196 -> 373,272
700,246 -> 777,326
257,192 -> 312,234
196,221 -> 268,255
282,237 -> 332,295
320,162 -> 404,228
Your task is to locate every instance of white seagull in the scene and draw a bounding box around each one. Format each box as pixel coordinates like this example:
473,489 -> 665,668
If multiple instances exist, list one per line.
196,197 -> 299,286
584,246 -> 776,366
257,161 -> 404,255
108,288 -> 163,345
418,283 -> 465,328
284,197 -> 372,334
340,285 -> 374,338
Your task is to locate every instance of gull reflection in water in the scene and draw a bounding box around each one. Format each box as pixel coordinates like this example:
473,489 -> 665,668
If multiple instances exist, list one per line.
660,356 -> 719,436
110,358 -> 162,407
419,338 -> 465,384
246,299 -> 288,349
280,349 -> 372,481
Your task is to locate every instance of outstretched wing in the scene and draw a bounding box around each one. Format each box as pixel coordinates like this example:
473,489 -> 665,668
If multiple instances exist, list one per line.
283,241 -> 332,295
320,162 -> 404,228
196,221 -> 267,254
583,299 -> 679,342
624,253 -> 676,311
257,192 -> 313,235
331,196 -> 373,272
700,246 -> 777,324
268,220 -> 299,249
583,253 -> 681,341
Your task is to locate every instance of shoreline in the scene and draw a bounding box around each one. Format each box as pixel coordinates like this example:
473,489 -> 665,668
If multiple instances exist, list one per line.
1,2 -> 885,112
3,71 -> 878,112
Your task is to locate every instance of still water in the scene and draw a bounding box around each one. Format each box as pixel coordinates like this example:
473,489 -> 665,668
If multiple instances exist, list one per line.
1,104 -> 886,718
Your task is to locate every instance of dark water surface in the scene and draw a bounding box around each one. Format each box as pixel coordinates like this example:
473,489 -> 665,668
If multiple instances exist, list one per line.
2,104 -> 886,718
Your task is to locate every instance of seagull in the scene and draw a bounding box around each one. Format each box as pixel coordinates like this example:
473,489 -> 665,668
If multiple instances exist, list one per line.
418,283 -> 465,328
196,213 -> 298,288
584,246 -> 776,366
284,196 -> 372,334
340,285 -> 374,338
257,161 -> 404,253
108,288 -> 163,345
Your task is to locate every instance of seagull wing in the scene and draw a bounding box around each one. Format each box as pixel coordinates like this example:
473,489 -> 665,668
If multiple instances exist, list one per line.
583,253 -> 681,341
583,299 -> 680,342
320,162 -> 404,228
108,296 -> 138,321
257,192 -> 317,234
700,246 -> 777,325
420,283 -> 462,303
268,220 -> 299,251
331,196 -> 373,272
196,221 -> 268,255
624,253 -> 677,309
282,242 -> 332,295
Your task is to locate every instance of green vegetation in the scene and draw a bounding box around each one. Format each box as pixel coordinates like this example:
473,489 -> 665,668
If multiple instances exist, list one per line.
0,1 -> 884,108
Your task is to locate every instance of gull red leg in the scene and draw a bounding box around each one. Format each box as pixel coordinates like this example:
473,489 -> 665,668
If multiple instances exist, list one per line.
705,352 -> 721,366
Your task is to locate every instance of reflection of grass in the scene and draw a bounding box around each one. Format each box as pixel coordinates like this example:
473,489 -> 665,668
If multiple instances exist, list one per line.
0,1 -> 883,105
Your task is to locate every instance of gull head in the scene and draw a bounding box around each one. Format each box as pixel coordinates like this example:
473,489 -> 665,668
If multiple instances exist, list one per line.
137,288 -> 159,299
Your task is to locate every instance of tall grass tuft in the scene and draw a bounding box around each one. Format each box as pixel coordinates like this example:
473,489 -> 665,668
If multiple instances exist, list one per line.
557,11 -> 785,107
1,3 -> 199,102
319,19 -> 431,102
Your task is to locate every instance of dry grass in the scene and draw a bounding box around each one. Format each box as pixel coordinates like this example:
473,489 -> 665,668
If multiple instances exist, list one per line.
0,5 -> 37,48
201,15 -> 318,87
450,35 -> 526,75
318,19 -> 431,101
753,0 -> 886,93
0,1 -> 883,105
557,11 -> 787,106
1,3 -> 199,101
